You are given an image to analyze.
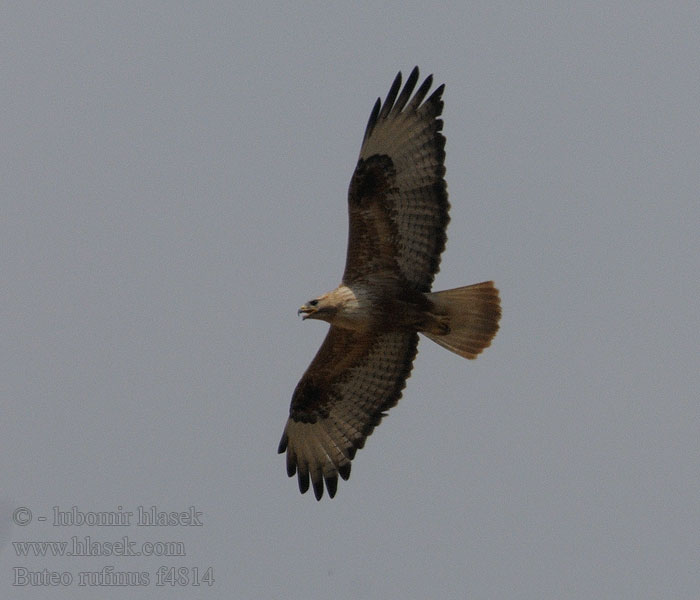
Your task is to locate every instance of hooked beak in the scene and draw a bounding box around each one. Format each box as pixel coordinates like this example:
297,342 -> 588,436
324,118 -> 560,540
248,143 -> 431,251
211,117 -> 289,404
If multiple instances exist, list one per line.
298,304 -> 317,320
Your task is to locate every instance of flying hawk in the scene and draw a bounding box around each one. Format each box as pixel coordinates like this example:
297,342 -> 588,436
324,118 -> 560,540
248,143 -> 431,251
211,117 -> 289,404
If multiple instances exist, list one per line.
279,67 -> 500,500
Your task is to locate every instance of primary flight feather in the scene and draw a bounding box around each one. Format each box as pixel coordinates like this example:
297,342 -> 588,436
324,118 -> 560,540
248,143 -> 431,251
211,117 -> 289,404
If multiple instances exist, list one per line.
278,67 -> 501,500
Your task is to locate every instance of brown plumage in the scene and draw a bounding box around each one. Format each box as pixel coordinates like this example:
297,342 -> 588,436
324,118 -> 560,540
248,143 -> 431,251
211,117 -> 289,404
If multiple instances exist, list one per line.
279,67 -> 501,500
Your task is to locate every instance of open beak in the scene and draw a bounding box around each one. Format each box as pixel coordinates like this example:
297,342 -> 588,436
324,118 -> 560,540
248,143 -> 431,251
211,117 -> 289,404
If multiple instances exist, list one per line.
298,305 -> 316,320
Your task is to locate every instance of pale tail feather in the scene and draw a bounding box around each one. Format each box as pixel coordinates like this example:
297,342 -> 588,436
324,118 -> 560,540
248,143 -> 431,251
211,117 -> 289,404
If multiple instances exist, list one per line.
423,281 -> 501,359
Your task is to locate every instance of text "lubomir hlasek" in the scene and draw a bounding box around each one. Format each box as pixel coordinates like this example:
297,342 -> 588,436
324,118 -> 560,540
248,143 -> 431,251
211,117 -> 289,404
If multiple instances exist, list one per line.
51,505 -> 203,526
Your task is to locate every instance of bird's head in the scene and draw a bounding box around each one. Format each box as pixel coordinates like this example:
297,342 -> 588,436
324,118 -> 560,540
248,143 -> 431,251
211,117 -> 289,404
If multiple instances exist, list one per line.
298,292 -> 337,322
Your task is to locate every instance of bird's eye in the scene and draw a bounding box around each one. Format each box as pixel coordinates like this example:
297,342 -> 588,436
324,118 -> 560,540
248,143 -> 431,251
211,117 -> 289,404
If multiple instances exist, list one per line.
309,299 -> 318,306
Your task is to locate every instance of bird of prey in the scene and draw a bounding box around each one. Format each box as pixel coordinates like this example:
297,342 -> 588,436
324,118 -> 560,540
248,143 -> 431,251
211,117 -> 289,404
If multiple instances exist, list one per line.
278,67 -> 500,500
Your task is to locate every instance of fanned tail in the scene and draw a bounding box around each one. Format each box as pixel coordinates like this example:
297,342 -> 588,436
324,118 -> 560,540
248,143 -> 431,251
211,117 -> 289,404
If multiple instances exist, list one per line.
423,281 -> 500,359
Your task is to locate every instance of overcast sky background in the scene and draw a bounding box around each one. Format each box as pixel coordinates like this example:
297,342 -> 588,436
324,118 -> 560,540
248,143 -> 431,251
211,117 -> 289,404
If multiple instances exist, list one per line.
2,3 -> 698,599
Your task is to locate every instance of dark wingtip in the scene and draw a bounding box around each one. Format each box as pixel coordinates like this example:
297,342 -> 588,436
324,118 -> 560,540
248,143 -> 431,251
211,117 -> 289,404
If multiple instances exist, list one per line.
362,67 -> 443,143
392,66 -> 420,115
363,97 -> 382,141
377,70 -> 403,121
298,470 -> 310,494
338,462 -> 352,481
325,475 -> 338,498
410,73 -> 434,108
427,83 -> 446,113
312,477 -> 324,501
285,452 -> 296,477
277,431 -> 288,454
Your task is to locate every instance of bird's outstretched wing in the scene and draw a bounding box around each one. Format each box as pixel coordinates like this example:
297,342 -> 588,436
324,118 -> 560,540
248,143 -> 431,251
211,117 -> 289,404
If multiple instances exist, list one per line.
343,67 -> 449,292
278,327 -> 418,500
280,68 -> 450,500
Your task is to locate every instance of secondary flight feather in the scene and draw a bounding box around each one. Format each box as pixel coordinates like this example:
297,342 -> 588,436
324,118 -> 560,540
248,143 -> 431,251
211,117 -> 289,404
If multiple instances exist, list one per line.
278,67 -> 501,500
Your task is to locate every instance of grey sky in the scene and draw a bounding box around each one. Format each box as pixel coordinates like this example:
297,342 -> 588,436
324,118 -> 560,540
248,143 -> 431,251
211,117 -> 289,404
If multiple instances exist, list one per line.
2,2 -> 698,599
